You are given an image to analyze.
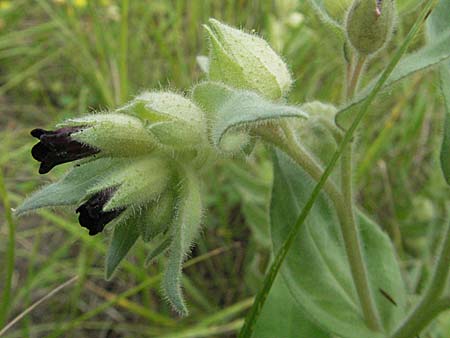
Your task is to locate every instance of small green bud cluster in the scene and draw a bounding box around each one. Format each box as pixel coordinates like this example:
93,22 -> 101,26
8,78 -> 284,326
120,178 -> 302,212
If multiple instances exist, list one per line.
19,17 -> 342,316
345,0 -> 395,55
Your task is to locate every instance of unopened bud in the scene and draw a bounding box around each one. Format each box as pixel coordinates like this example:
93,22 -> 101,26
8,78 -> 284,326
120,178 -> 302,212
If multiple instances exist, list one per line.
205,18 -> 292,100
118,91 -> 208,150
345,0 -> 395,55
60,113 -> 156,157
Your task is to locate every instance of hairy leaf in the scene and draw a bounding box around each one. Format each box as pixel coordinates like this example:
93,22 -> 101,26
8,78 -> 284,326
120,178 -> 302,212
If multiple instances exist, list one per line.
270,150 -> 406,338
163,169 -> 202,316
252,275 -> 330,338
16,158 -> 119,216
193,82 -> 307,151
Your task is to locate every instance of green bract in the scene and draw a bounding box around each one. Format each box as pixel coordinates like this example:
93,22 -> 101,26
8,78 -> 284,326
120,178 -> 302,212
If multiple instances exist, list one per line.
205,18 -> 293,100
346,0 -> 395,55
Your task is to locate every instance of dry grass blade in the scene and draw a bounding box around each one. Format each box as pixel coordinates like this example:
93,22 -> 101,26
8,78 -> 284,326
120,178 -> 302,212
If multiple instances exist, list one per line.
0,276 -> 79,337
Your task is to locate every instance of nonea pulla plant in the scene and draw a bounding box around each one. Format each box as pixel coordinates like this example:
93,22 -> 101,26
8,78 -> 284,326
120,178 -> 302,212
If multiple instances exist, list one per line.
16,2 -> 450,337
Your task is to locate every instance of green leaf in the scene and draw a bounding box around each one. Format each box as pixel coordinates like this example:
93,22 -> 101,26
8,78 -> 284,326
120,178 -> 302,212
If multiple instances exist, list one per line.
270,150 -> 406,338
193,82 -> 308,152
15,158 -> 119,216
163,169 -> 203,316
105,214 -> 140,280
336,29 -> 450,129
252,275 -> 330,338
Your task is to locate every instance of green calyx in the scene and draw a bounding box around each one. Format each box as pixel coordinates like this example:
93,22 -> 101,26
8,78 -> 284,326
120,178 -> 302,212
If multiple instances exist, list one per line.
346,0 -> 395,55
205,18 -> 292,100
60,113 -> 156,157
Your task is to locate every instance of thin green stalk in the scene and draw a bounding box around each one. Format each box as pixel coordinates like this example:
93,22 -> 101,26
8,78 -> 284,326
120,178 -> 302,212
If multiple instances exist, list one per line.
119,0 -> 129,104
390,221 -> 450,338
347,55 -> 367,98
238,2 -> 436,336
0,168 -> 16,328
341,146 -> 382,331
341,50 -> 381,330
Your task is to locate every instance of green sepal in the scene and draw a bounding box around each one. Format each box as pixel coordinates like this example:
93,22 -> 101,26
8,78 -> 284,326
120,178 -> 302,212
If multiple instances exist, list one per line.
15,158 -> 119,216
205,18 -> 292,100
86,156 -> 171,211
145,236 -> 172,266
139,190 -> 175,243
105,210 -> 140,280
163,168 -> 203,316
61,113 -> 156,156
118,91 -> 207,149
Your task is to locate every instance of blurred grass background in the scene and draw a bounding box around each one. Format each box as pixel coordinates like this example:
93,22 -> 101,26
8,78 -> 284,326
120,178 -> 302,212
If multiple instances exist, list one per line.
0,0 -> 449,337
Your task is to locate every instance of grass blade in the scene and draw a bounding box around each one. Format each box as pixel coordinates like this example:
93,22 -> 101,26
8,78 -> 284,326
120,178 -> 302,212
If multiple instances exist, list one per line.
0,168 -> 16,328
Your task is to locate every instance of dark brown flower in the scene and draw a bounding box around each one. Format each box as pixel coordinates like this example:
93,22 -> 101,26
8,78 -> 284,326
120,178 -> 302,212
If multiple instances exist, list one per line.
76,187 -> 125,236
31,127 -> 99,174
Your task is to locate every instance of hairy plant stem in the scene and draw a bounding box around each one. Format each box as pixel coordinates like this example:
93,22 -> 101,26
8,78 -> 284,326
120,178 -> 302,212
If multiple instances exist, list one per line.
256,124 -> 342,205
390,222 -> 450,338
347,55 -> 367,98
341,145 -> 382,331
337,49 -> 383,331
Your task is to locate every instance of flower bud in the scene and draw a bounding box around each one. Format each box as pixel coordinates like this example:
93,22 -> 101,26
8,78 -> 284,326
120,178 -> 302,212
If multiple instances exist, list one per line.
205,18 -> 292,100
345,0 -> 395,55
118,91 -> 208,150
60,113 -> 156,157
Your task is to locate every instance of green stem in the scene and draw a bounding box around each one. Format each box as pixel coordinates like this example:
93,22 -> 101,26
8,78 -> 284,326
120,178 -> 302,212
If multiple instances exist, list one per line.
238,2 -> 435,336
341,146 -> 382,331
119,0 -> 129,104
390,221 -> 450,338
0,168 -> 16,327
347,55 -> 367,99
257,125 -> 342,204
